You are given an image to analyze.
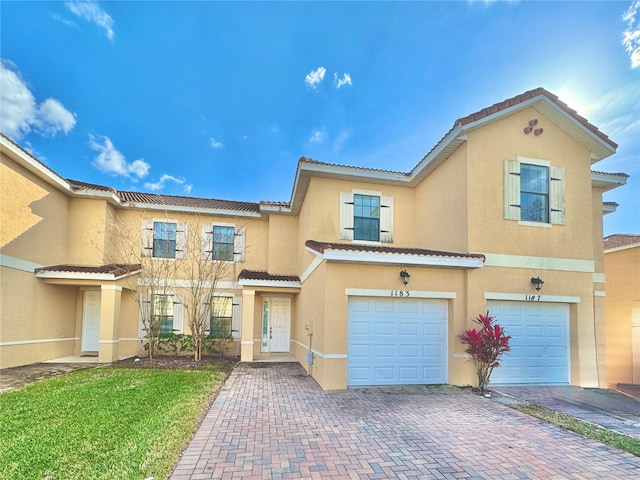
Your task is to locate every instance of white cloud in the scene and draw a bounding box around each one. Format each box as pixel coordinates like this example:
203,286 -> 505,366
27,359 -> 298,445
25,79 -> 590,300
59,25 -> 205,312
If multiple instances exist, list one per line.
210,137 -> 223,149
334,72 -> 353,89
89,135 -> 150,179
145,174 -> 192,193
33,99 -> 76,136
622,0 -> 640,68
0,61 -> 76,140
309,128 -> 327,143
65,1 -> 114,40
305,67 -> 326,89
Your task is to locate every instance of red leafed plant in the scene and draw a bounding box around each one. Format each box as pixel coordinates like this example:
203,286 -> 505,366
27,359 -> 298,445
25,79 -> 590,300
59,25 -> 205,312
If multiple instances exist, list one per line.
459,312 -> 511,393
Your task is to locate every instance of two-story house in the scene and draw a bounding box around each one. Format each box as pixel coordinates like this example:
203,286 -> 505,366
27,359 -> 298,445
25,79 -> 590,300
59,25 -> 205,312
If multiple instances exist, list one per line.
0,88 -> 628,390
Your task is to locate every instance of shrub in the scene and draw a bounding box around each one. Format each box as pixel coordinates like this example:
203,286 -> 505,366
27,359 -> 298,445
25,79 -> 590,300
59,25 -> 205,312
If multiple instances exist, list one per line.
459,312 -> 511,393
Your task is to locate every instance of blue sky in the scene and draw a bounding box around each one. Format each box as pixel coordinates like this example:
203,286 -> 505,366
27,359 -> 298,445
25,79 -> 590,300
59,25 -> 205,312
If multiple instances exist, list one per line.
1,1 -> 638,236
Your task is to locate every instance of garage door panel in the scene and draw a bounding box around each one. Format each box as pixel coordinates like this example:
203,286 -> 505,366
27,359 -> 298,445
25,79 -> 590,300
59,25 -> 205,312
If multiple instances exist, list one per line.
348,297 -> 448,386
489,301 -> 569,385
400,322 -> 419,335
399,345 -> 419,358
375,322 -> 395,335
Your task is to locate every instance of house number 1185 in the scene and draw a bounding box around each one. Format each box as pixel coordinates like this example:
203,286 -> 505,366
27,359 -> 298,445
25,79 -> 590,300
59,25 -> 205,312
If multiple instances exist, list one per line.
391,290 -> 410,297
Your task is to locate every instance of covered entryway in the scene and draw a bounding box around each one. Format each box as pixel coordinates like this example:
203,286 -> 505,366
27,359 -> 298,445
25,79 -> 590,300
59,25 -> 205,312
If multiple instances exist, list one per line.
488,301 -> 570,384
347,297 -> 448,386
261,297 -> 291,353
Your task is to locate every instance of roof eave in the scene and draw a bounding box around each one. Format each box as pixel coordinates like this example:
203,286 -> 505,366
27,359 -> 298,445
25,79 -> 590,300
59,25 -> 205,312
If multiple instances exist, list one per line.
591,172 -> 628,192
305,246 -> 484,269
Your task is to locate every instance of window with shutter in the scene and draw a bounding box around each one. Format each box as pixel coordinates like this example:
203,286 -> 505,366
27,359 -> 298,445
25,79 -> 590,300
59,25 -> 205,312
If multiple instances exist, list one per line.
504,159 -> 565,225
210,296 -> 233,337
340,191 -> 394,243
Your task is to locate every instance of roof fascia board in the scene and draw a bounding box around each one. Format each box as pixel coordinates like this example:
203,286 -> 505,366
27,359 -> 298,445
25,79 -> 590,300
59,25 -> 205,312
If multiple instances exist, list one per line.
591,172 -> 628,192
605,242 -> 640,253
35,268 -> 142,281
305,246 -> 484,269
119,201 -> 262,218
533,97 -> 617,160
408,126 -> 466,184
238,279 -> 301,288
602,203 -> 618,215
2,136 -> 72,193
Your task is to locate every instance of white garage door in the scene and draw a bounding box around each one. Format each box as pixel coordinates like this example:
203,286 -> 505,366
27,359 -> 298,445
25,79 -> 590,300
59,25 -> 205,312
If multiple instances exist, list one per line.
348,297 -> 448,386
488,301 -> 570,384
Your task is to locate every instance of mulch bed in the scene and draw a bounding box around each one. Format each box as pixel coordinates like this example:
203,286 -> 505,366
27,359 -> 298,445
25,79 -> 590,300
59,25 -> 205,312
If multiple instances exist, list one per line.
113,356 -> 239,376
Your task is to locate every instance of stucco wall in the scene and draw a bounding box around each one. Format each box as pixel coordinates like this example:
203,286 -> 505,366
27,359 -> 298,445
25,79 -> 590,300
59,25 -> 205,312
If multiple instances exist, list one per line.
605,246 -> 640,386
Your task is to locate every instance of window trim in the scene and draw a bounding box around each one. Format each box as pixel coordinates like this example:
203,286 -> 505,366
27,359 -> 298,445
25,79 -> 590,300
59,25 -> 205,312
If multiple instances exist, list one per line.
504,158 -> 565,226
210,295 -> 234,337
202,223 -> 246,263
339,190 -> 394,243
142,219 -> 187,259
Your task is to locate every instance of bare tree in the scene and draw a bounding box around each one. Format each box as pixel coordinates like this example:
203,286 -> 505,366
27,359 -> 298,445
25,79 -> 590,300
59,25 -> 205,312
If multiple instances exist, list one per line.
181,219 -> 242,361
104,209 -> 181,360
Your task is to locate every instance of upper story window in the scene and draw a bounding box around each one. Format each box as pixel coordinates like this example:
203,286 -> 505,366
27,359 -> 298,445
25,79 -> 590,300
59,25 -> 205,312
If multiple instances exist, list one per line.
153,222 -> 177,258
142,220 -> 187,259
520,164 -> 549,223
504,158 -> 565,225
210,296 -> 233,337
340,191 -> 394,243
353,194 -> 380,241
202,224 -> 245,262
213,226 -> 235,261
152,294 -> 174,334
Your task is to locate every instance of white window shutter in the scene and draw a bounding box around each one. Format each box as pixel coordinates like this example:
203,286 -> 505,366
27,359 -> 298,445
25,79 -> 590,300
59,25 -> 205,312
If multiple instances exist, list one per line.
549,165 -> 566,225
202,225 -> 213,260
175,223 -> 187,259
138,290 -> 151,338
380,196 -> 394,243
141,221 -> 154,257
339,192 -> 354,240
504,160 -> 521,221
173,294 -> 184,333
231,294 -> 242,341
234,227 -> 246,262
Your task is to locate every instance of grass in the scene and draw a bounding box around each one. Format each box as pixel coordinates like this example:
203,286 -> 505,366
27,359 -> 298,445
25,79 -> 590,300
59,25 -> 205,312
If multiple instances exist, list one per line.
510,402 -> 640,457
0,366 -> 228,480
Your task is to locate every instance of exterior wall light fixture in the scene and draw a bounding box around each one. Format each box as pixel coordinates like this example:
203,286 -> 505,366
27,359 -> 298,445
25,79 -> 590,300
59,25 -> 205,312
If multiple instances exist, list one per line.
400,269 -> 411,286
530,276 -> 544,291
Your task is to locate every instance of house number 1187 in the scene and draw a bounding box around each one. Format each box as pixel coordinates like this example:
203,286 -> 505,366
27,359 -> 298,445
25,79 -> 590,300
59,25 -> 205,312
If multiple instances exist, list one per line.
391,290 -> 410,297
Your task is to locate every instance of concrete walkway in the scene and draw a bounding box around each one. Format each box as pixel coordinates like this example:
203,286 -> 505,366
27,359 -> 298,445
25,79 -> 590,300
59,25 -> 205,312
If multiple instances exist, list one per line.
170,363 -> 640,479
0,362 -> 98,393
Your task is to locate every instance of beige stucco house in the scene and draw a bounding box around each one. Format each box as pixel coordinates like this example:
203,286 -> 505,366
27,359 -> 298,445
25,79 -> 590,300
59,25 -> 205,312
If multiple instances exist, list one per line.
604,234 -> 640,387
0,88 -> 629,390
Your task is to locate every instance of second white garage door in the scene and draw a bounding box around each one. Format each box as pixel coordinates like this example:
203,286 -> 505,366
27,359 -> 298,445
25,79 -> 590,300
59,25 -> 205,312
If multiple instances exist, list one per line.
347,297 -> 448,386
488,301 -> 570,384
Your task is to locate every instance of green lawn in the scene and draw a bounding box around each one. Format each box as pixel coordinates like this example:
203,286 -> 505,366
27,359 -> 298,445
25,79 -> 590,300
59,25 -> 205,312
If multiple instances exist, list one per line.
0,366 -> 227,480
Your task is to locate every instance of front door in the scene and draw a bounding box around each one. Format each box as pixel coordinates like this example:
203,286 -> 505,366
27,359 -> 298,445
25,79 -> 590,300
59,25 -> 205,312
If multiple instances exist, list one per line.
261,297 -> 291,352
82,291 -> 101,352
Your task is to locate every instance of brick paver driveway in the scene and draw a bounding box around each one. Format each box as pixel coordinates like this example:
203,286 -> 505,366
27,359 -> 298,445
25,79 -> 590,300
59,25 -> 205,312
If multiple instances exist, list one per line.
171,363 -> 640,479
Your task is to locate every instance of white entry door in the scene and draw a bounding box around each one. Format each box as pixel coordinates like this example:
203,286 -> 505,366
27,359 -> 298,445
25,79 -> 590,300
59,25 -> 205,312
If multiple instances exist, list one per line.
82,291 -> 101,352
262,297 -> 291,352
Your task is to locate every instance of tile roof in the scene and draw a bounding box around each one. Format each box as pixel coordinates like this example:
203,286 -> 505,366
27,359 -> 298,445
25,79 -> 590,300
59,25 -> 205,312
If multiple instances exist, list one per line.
67,179 -> 117,193
604,234 -> 640,250
238,270 -> 300,282
455,87 -> 618,150
592,170 -> 629,178
305,240 -> 485,261
118,191 -> 260,213
299,156 -> 408,176
35,263 -> 142,276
